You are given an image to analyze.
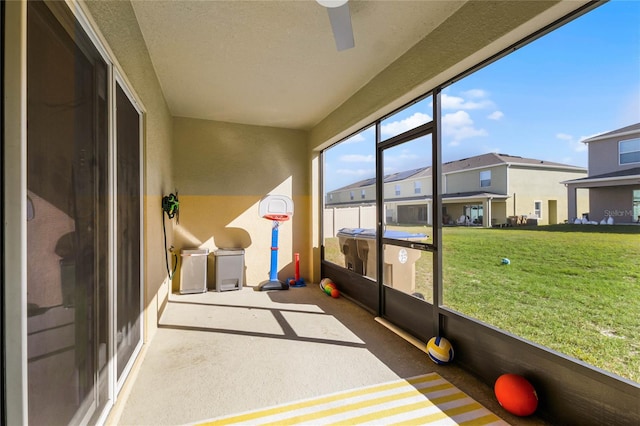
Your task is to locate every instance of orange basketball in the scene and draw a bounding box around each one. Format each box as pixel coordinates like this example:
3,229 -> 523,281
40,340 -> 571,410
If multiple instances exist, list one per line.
494,374 -> 538,416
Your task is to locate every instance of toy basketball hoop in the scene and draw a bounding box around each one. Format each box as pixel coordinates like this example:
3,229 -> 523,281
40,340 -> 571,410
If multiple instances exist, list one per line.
259,195 -> 294,221
258,195 -> 294,291
263,214 -> 290,221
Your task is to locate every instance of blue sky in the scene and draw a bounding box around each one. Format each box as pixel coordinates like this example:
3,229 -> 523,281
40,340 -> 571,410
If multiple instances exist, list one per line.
324,0 -> 640,192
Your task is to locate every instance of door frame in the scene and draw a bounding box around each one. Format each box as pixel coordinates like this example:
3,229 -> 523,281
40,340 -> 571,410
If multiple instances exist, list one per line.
374,91 -> 442,338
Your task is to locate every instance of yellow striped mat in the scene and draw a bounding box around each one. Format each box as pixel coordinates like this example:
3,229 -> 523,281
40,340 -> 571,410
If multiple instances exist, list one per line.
195,373 -> 509,425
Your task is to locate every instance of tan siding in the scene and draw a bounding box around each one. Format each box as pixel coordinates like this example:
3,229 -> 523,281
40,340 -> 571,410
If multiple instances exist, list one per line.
508,167 -> 588,224
446,165 -> 507,194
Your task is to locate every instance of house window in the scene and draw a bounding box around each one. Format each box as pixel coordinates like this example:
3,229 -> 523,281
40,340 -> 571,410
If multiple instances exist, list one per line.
361,189 -> 366,199
329,194 -> 333,201
534,200 -> 542,218
619,138 -> 640,165
350,191 -> 354,200
480,170 -> 491,187
414,181 -> 422,194
395,184 -> 401,196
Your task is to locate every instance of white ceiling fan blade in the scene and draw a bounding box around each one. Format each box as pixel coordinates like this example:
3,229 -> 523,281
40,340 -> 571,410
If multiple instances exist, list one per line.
321,1 -> 355,51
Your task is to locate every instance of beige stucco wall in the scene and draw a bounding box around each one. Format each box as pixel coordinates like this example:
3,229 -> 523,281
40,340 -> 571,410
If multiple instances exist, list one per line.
172,117 -> 310,289
362,185 -> 376,201
327,184 -> 376,205
446,165 -> 508,195
83,0 -> 175,342
508,167 -> 588,224
329,176 -> 432,205
385,176 -> 432,200
491,201 -> 508,225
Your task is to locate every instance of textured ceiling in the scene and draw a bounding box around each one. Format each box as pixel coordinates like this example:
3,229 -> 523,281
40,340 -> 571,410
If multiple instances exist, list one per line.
131,0 -> 466,130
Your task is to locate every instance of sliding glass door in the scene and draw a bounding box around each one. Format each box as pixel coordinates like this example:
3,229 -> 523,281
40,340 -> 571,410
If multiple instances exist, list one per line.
115,81 -> 143,385
25,2 -> 144,423
27,1 -> 109,422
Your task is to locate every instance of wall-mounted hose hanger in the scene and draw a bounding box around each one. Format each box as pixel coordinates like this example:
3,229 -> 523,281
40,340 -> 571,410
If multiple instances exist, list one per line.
162,192 -> 180,222
162,191 -> 180,279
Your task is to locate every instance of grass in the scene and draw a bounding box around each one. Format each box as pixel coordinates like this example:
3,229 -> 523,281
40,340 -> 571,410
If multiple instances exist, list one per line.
325,224 -> 640,383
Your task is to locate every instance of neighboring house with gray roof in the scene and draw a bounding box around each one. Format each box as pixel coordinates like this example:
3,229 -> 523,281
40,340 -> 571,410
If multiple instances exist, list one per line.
563,123 -> 640,224
326,152 -> 588,227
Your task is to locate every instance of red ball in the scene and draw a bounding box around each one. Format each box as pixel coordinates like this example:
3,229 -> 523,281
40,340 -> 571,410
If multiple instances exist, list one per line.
494,374 -> 538,416
330,288 -> 340,298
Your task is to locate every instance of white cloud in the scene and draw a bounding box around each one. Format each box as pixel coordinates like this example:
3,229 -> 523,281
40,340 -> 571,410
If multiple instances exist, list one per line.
556,132 -> 591,152
573,143 -> 588,153
441,93 -> 493,110
443,110 -> 473,128
442,111 -> 487,146
462,89 -> 488,99
398,150 -> 419,160
441,94 -> 465,110
339,154 -> 374,163
385,149 -> 420,166
343,127 -> 375,144
343,133 -> 365,144
487,111 -> 504,120
556,132 -> 589,152
381,112 -> 431,137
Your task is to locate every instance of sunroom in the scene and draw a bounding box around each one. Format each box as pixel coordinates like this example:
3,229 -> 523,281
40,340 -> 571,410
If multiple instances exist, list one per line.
3,1 -> 639,425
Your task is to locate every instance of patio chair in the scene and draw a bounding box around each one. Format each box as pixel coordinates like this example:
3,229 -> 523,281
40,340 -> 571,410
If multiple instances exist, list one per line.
456,215 -> 470,226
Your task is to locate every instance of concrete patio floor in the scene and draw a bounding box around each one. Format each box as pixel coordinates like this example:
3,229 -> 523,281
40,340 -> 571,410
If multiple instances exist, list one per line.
108,285 -> 549,425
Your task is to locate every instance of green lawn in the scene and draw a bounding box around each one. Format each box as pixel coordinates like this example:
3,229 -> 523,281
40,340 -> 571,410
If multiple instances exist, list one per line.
325,224 -> 640,383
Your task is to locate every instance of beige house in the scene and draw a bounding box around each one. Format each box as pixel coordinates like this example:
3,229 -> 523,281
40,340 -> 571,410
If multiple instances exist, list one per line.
563,123 -> 640,224
327,153 -> 588,226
